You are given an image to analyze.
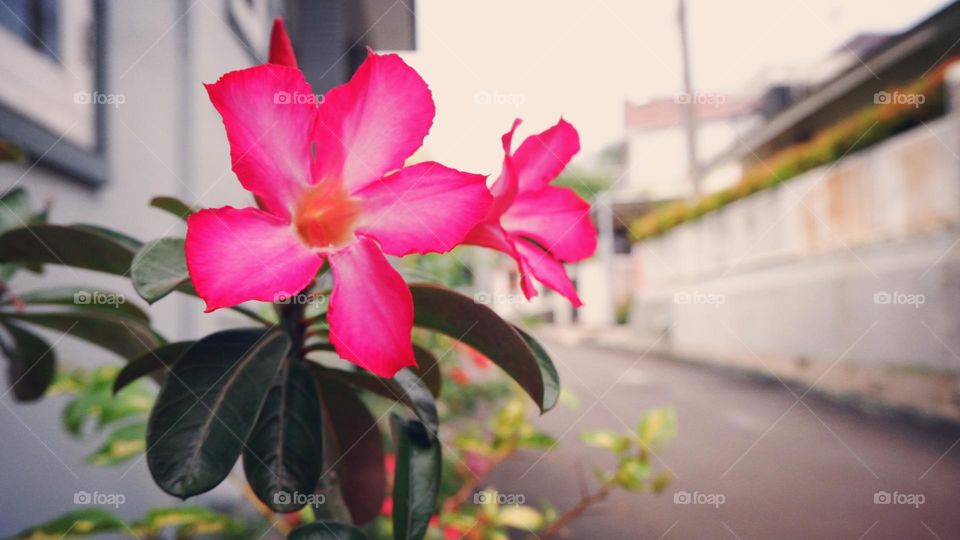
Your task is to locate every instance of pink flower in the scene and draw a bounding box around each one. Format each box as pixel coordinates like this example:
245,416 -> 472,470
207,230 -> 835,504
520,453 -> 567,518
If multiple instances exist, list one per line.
185,19 -> 491,377
464,119 -> 597,306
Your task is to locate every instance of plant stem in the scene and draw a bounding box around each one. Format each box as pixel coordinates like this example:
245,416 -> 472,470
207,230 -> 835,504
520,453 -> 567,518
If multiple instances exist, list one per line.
533,481 -> 616,540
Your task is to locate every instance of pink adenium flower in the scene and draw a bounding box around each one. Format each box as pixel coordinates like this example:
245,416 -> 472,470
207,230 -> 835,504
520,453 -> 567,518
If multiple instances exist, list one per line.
464,119 -> 597,306
185,19 -> 491,377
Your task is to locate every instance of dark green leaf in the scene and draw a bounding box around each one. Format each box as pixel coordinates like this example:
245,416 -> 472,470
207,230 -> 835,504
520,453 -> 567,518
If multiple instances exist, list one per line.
244,358 -> 324,512
289,522 -> 368,539
410,284 -> 552,412
2,309 -> 163,360
315,375 -> 386,525
0,224 -> 139,275
0,187 -> 34,233
513,326 -> 560,412
411,344 -> 441,398
0,321 -> 55,401
147,328 -> 290,498
9,508 -> 126,539
113,341 -> 193,394
151,196 -> 197,221
131,238 -> 188,303
13,286 -> 150,322
72,224 -> 144,253
319,367 -> 437,437
391,415 -> 441,540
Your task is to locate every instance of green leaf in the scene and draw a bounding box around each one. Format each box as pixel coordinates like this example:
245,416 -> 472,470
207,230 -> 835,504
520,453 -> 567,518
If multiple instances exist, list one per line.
0,224 -> 140,275
0,187 -> 35,233
315,375 -> 386,525
13,286 -> 149,322
3,309 -> 163,360
244,358 -> 324,512
319,367 -> 438,437
9,508 -> 126,538
638,407 -> 677,449
615,458 -> 651,491
150,195 -> 197,221
113,341 -> 193,394
87,422 -> 147,466
0,320 -> 55,401
410,284 -> 553,412
131,238 -> 188,303
134,506 -> 243,537
580,430 -> 629,452
146,328 -> 290,498
391,415 -> 441,540
410,344 -> 441,398
289,522 -> 368,539
497,506 -> 545,530
513,326 -> 560,412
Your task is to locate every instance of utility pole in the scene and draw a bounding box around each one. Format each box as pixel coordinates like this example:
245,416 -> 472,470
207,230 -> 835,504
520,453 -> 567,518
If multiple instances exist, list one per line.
678,0 -> 701,196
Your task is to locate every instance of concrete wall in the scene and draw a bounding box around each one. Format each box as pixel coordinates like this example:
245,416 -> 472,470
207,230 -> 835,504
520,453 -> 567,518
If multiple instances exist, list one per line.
631,113 -> 960,420
0,1 -> 274,532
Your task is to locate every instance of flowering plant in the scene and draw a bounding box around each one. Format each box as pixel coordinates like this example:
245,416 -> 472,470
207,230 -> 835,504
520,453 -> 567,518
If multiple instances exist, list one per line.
0,18 -> 596,540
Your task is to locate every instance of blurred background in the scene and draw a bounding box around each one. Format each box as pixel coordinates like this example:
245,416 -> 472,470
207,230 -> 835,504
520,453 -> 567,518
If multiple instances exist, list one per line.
2,0 -> 960,538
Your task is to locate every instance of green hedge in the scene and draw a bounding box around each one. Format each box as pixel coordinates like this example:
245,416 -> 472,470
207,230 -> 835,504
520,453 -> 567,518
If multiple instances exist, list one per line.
630,59 -> 957,242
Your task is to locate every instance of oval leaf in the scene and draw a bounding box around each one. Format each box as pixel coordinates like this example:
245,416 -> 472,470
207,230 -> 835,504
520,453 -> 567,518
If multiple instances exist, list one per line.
10,508 -> 126,539
3,309 -> 163,360
318,367 -> 438,437
0,321 -> 55,401
132,238 -> 189,303
410,284 -> 552,411
147,328 -> 290,498
151,196 -> 197,221
315,375 -> 386,525
14,286 -> 150,322
0,224 -> 140,275
244,358 -> 324,512
289,522 -> 368,539
113,341 -> 194,394
391,415 -> 441,540
513,326 -> 560,412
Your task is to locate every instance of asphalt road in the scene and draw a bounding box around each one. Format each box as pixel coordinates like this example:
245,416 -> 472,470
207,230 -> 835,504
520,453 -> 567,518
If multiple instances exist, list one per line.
487,337 -> 960,540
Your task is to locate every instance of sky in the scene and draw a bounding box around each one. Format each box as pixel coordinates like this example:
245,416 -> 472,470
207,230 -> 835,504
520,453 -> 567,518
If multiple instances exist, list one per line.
398,0 -> 950,175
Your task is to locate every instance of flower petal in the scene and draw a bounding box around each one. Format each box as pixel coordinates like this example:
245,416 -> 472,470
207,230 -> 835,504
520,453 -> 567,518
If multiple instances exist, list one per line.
487,119 -> 522,219
313,51 -> 434,192
354,162 -> 491,256
205,64 -> 315,219
185,206 -> 322,312
514,237 -> 582,307
327,236 -> 416,377
463,223 -> 537,300
513,118 -> 580,192
268,17 -> 298,68
500,185 -> 597,262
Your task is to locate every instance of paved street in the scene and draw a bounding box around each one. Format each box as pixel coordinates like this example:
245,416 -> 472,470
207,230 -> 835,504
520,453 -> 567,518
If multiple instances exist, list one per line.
488,336 -> 960,539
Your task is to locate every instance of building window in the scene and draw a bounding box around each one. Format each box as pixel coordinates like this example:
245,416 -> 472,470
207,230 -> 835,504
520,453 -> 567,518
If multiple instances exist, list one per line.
0,0 -> 106,185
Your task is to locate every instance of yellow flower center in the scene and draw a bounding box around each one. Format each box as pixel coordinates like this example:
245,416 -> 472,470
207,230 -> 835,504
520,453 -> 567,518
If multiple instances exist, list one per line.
293,182 -> 361,249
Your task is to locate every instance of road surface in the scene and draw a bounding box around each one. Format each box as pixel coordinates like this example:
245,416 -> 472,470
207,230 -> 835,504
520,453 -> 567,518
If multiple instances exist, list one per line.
487,337 -> 960,539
